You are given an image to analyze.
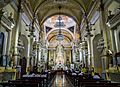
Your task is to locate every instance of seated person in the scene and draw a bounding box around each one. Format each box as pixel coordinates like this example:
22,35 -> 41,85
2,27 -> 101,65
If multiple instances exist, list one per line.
72,71 -> 77,75
93,72 -> 101,79
87,74 -> 93,79
78,71 -> 84,76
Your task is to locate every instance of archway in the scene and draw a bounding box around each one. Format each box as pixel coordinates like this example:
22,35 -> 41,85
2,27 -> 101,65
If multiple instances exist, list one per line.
44,15 -> 75,70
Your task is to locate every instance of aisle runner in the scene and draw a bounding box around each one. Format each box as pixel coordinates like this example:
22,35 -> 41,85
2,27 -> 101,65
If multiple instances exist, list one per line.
52,72 -> 72,87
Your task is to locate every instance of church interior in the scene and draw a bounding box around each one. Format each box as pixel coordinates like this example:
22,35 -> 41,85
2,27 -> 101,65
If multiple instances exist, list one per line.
0,0 -> 120,87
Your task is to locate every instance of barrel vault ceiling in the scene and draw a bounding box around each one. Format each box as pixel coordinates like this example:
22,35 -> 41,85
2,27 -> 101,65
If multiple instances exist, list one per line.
25,0 -> 94,48
27,0 -> 94,26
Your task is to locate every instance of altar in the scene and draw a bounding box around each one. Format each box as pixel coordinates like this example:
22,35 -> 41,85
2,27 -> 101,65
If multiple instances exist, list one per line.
55,44 -> 65,70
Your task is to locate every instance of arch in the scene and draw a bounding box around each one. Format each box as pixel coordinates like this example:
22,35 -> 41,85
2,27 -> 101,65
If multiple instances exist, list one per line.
40,12 -> 79,26
34,0 -> 85,14
93,34 -> 102,74
48,35 -> 71,42
34,0 -> 85,26
46,28 -> 74,40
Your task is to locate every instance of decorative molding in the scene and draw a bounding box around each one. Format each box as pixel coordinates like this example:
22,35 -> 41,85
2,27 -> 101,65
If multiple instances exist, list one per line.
22,1 -> 33,22
108,11 -> 120,28
10,0 -> 18,11
1,15 -> 14,31
87,0 -> 100,21
90,11 -> 100,25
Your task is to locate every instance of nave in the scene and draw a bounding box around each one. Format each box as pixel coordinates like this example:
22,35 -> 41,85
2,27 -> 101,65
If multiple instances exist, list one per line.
0,70 -> 120,87
51,72 -> 73,87
0,0 -> 120,86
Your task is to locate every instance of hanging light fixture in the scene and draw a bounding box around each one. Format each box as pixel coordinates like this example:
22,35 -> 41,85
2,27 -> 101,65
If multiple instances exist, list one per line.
56,6 -> 64,41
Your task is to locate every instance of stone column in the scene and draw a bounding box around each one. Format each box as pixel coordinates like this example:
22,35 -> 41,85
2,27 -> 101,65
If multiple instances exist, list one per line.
6,30 -> 12,66
46,50 -> 49,69
99,0 -> 109,79
38,48 -> 41,62
87,36 -> 92,69
80,42 -> 85,67
36,45 -> 39,66
13,0 -> 22,66
84,12 -> 93,69
84,49 -> 88,67
26,43 -> 30,68
2,32 -> 7,66
35,49 -> 37,66
70,50 -> 73,63
110,29 -> 116,65
54,50 -> 56,66
79,49 -> 81,62
80,49 -> 84,67
29,37 -> 34,67
72,46 -> 76,63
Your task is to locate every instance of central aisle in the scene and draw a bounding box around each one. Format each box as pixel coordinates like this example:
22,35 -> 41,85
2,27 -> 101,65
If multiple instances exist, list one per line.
51,72 -> 73,87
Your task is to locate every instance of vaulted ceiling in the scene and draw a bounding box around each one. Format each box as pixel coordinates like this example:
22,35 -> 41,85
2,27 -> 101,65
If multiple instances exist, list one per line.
25,0 -> 95,48
27,0 -> 94,26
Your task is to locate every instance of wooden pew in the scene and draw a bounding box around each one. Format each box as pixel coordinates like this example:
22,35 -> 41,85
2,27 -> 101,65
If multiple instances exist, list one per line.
0,82 -> 9,87
82,83 -> 120,87
8,71 -> 57,87
8,79 -> 40,87
79,79 -> 111,87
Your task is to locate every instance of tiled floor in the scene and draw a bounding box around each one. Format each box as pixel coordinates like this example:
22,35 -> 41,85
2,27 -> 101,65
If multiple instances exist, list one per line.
51,72 -> 73,87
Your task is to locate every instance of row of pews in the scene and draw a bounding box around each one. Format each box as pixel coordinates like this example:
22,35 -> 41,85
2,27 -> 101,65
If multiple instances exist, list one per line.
0,70 -> 57,87
65,71 -> 120,87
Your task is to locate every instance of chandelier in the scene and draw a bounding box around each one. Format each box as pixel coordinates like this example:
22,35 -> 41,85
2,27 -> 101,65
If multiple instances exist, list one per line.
56,6 -> 64,41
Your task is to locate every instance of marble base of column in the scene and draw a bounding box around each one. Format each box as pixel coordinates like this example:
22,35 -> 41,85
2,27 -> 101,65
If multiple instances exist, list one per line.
101,55 -> 109,80
13,54 -> 19,67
